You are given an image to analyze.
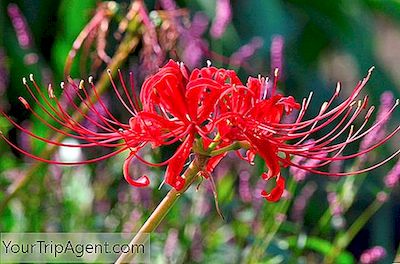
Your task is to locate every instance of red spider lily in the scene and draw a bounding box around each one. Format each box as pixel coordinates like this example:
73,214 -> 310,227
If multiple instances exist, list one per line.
214,67 -> 400,201
1,61 -> 400,202
212,69 -> 299,201
136,60 -> 243,189
1,61 -> 227,191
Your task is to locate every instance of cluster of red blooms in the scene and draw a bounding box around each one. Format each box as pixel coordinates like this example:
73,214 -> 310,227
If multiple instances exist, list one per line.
1,60 -> 400,202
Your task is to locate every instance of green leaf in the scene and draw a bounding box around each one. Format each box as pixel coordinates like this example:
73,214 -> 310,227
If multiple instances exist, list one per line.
51,0 -> 97,78
288,236 -> 355,264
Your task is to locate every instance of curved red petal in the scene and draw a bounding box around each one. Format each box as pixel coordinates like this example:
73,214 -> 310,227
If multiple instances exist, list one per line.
246,134 -> 281,179
261,176 -> 286,202
123,153 -> 150,187
206,153 -> 227,174
165,134 -> 194,190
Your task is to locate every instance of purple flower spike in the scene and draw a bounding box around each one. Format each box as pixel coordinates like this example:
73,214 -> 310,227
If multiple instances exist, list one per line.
164,229 -> 179,261
230,37 -> 264,66
384,159 -> 400,188
239,170 -> 252,202
291,182 -> 317,222
270,35 -> 284,74
359,91 -> 394,162
182,12 -> 209,69
210,0 -> 232,38
0,49 -> 8,96
360,246 -> 386,264
7,4 -> 33,49
159,0 -> 178,11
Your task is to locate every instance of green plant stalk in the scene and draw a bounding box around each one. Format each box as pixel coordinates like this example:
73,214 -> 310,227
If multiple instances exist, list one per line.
324,195 -> 386,264
0,2 -> 142,215
210,141 -> 250,157
115,135 -> 220,263
115,154 -> 208,264
395,244 -> 400,262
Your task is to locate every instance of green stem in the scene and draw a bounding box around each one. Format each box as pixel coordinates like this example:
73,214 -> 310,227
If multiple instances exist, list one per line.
0,2 -> 143,215
210,141 -> 249,157
324,195 -> 386,264
115,155 -> 208,263
116,133 -> 222,263
208,134 -> 221,150
395,244 -> 400,262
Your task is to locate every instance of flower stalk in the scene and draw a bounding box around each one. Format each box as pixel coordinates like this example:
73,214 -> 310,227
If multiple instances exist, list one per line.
115,154 -> 208,263
116,134 -> 220,263
209,141 -> 250,157
396,246 -> 400,262
324,192 -> 389,264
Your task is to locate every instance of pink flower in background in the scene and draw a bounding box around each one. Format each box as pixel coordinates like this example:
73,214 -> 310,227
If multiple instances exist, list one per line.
210,0 -> 232,38
7,4 -> 33,49
359,91 -> 394,163
360,246 -> 386,264
384,159 -> 400,188
0,49 -> 8,97
230,37 -> 264,66
270,35 -> 284,75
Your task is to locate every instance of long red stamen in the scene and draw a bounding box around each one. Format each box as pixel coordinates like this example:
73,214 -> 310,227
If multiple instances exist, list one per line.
0,132 -> 128,165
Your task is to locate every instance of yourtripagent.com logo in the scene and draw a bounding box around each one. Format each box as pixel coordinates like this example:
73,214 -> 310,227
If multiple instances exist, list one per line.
0,233 -> 150,263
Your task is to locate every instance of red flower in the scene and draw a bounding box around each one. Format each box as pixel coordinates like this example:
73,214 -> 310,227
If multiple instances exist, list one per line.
1,62 -> 399,202
136,60 -> 235,190
211,70 -> 300,201
213,67 -> 400,201
1,61 -> 226,191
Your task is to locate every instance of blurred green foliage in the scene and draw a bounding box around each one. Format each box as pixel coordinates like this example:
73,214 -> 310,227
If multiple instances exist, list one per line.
1,0 -> 400,263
